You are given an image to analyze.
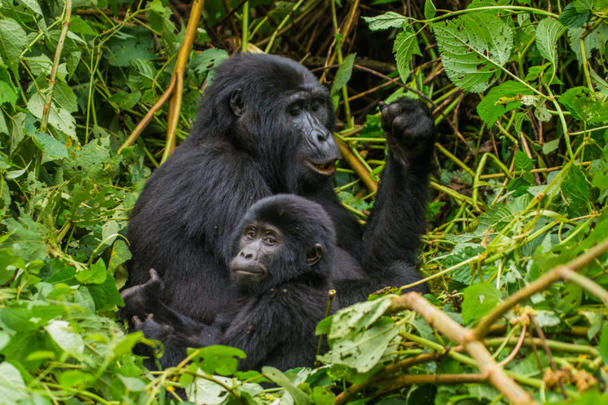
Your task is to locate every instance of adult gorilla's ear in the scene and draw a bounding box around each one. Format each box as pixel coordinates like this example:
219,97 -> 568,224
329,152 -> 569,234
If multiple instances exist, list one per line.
306,244 -> 323,267
230,89 -> 245,117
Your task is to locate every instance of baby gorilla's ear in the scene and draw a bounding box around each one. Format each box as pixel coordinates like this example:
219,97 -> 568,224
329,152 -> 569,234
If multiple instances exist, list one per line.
306,243 -> 323,266
230,89 -> 245,117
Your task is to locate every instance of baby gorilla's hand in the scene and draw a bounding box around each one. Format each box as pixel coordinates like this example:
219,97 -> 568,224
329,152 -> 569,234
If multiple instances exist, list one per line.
120,268 -> 164,320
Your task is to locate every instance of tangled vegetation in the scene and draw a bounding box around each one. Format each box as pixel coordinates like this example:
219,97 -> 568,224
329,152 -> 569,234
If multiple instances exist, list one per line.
0,0 -> 607,404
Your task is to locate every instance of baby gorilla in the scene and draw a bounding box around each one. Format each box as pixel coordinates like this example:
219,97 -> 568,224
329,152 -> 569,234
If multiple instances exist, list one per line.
121,194 -> 335,370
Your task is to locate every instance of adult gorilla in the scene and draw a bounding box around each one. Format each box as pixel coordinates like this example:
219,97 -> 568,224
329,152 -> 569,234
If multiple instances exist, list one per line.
126,53 -> 435,323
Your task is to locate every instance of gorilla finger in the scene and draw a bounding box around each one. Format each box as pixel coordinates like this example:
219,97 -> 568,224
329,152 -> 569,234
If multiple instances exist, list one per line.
132,315 -> 142,327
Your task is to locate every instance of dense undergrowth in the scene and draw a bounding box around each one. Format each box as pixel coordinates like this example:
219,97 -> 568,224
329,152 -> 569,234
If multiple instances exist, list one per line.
1,0 -> 608,404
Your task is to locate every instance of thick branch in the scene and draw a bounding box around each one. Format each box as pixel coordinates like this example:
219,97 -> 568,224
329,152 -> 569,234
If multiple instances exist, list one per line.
391,293 -> 536,405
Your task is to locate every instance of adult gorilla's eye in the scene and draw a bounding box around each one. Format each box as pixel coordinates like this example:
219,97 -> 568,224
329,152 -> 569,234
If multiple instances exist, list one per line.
311,100 -> 321,113
288,104 -> 301,117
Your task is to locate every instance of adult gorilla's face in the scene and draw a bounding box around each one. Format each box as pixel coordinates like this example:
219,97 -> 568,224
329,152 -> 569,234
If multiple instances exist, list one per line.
284,91 -> 341,179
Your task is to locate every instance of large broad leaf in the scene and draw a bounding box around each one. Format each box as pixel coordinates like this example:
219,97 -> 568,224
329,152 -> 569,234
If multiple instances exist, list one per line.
318,317 -> 399,372
432,14 -> 513,93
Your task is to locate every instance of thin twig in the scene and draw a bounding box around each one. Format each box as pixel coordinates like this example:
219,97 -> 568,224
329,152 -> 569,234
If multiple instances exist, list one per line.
41,0 -> 72,134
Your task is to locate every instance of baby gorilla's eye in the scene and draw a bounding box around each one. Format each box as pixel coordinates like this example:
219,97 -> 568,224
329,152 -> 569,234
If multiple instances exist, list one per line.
263,232 -> 277,245
244,226 -> 257,239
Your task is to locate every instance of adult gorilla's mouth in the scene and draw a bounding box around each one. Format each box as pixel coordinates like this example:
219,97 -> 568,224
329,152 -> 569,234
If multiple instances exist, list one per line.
306,160 -> 336,175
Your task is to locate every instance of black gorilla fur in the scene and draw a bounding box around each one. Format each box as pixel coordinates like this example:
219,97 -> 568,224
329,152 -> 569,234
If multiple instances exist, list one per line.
122,195 -> 334,369
125,53 -> 435,326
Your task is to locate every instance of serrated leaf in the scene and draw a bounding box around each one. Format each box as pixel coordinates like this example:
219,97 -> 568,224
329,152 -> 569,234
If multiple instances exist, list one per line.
0,19 -> 27,77
567,23 -> 608,64
433,14 -> 513,93
54,81 -> 79,113
393,26 -> 421,83
558,2 -> 591,28
30,132 -> 68,162
535,18 -> 565,77
319,297 -> 393,341
560,86 -> 608,124
17,0 -> 43,15
27,93 -> 76,139
362,12 -> 409,31
462,282 -> 501,325
318,317 -> 399,372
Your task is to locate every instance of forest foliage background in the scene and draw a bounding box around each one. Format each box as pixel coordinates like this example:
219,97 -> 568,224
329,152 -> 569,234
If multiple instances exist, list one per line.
0,0 -> 608,404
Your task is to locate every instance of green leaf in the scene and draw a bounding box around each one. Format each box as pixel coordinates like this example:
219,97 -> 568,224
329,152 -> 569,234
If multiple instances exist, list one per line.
393,26 -> 421,83
424,0 -> 436,19
75,259 -> 107,285
318,297 -> 393,341
0,80 -> 17,108
17,0 -> 43,15
69,15 -> 97,36
0,362 -> 28,404
109,239 -> 132,273
362,12 -> 409,31
560,87 -> 608,124
535,18 -> 565,77
330,53 -> 356,109
45,320 -> 85,359
27,93 -> 76,139
567,23 -> 608,65
462,282 -> 501,325
318,317 -> 399,372
190,345 -> 246,376
558,2 -> 591,28
561,165 -> 590,217
2,217 -> 47,262
88,274 -> 123,311
599,323 -> 608,365
433,14 -> 513,93
54,81 -> 79,113
0,19 -> 27,78
477,81 -> 533,125
30,132 -> 69,162
263,367 -> 313,405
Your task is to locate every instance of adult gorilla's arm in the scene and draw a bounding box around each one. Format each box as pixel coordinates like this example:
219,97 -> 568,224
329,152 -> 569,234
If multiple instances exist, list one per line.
361,99 -> 435,289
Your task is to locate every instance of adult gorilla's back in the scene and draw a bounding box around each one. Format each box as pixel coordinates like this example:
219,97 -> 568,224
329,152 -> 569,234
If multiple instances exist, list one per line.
127,53 -> 434,323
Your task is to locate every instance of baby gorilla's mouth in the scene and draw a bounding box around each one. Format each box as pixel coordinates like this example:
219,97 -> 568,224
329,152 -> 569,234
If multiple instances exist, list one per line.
306,160 -> 336,175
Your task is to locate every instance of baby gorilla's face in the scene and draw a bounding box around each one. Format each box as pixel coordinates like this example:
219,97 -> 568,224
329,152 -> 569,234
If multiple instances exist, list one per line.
230,221 -> 283,291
